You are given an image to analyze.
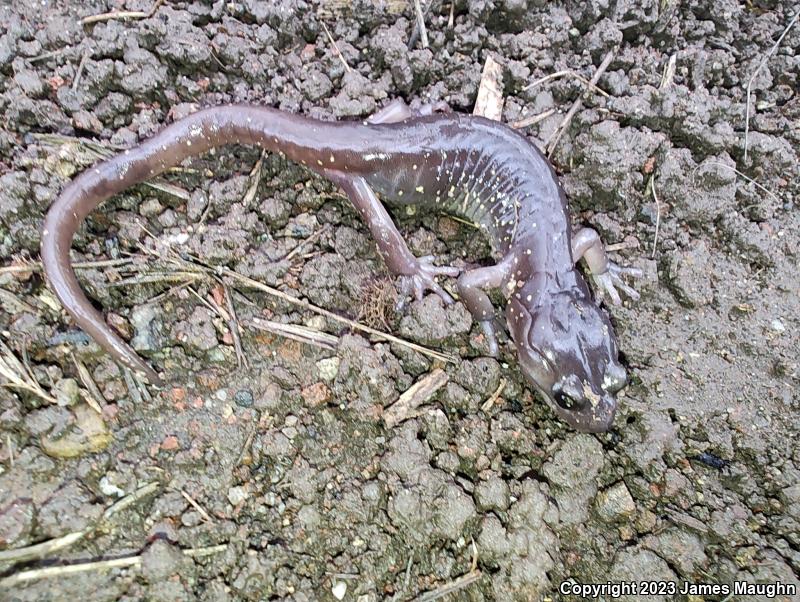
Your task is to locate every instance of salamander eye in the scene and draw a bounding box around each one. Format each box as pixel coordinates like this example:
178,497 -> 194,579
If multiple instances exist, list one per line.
554,390 -> 580,410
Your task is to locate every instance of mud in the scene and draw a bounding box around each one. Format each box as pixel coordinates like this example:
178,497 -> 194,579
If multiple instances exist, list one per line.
1,0 -> 799,600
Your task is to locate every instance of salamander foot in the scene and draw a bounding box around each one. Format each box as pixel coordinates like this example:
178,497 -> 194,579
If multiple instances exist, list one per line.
479,320 -> 499,356
396,255 -> 460,311
593,262 -> 642,305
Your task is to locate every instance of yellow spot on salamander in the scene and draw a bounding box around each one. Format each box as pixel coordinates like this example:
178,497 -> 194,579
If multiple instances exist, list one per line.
415,186 -> 424,193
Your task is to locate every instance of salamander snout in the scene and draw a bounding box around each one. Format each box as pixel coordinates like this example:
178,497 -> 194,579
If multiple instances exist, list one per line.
506,291 -> 627,433
603,361 -> 627,393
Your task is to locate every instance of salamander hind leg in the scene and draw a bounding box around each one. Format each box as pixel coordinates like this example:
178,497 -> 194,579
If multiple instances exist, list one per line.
457,262 -> 510,356
324,170 -> 460,309
368,99 -> 452,124
571,227 -> 642,305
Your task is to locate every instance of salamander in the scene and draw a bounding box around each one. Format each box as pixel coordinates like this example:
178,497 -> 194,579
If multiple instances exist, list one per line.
40,99 -> 641,433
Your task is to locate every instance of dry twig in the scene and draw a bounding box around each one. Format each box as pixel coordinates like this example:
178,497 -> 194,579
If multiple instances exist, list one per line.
413,0 -> 429,48
5,434 -> 13,467
81,0 -> 164,25
72,50 -> 90,89
659,54 -> 677,89
0,340 -> 57,404
242,150 -> 267,207
511,108 -> 556,130
473,56 -> 504,121
0,482 -> 159,565
220,266 -> 455,363
0,544 -> 226,588
283,224 -> 332,262
321,21 -> 351,73
694,161 -> 781,204
72,355 -> 107,413
0,257 -> 134,276
523,70 -> 609,97
481,378 -> 506,412
180,490 -> 214,523
414,570 -> 482,601
383,368 -> 448,428
250,317 -> 339,351
647,175 -> 661,259
222,282 -> 248,369
546,49 -> 616,157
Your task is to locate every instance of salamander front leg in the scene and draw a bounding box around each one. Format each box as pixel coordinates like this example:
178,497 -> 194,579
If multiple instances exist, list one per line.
325,171 -> 460,308
572,228 -> 642,305
457,262 -> 510,356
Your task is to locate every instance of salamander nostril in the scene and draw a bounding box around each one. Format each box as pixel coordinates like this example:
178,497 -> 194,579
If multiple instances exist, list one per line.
553,390 -> 583,410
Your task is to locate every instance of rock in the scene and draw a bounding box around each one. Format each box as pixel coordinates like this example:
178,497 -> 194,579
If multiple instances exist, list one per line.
475,477 -> 511,512
478,481 -> 558,599
141,540 -> 186,582
542,435 -> 605,525
658,150 -> 737,225
570,120 -> 665,212
595,481 -> 637,522
130,305 -> 164,353
14,68 -> 46,97
139,198 -> 164,217
234,389 -> 254,407
454,357 -> 502,397
71,109 -> 104,133
36,479 -> 103,537
0,498 -> 35,547
398,295 -> 472,346
173,306 -> 219,353
642,528 -> 707,575
316,357 -> 340,381
53,378 -> 80,407
40,404 -> 111,458
301,382 -> 331,407
227,485 -> 248,506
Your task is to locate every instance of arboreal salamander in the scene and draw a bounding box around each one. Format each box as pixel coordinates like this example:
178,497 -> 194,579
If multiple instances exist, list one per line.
41,99 -> 640,432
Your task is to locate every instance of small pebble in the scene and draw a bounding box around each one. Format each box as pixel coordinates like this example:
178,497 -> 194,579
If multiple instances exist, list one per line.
332,581 -> 347,600
53,378 -> 80,407
305,315 -> 327,330
595,482 -> 636,522
316,357 -> 340,381
770,319 -> 785,333
234,389 -> 254,407
227,485 -> 248,506
99,475 -> 125,498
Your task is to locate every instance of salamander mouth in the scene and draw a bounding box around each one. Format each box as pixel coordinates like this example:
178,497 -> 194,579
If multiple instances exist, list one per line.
545,389 -> 617,433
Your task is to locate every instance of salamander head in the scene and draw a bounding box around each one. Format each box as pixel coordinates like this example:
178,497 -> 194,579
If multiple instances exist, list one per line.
506,284 -> 627,433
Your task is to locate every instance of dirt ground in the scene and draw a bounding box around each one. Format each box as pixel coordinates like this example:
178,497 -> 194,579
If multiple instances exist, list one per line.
1,0 -> 799,600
